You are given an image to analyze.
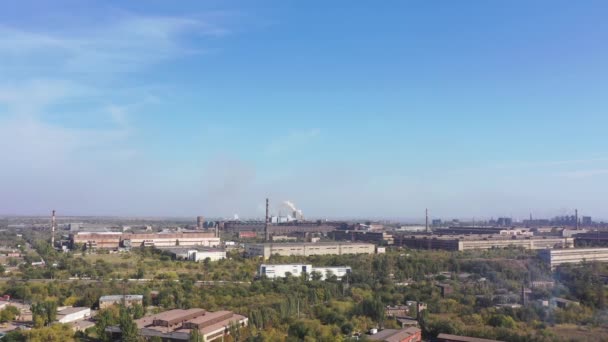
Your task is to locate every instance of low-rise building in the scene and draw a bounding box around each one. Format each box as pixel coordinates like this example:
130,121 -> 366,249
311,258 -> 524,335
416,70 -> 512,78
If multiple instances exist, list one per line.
259,264 -> 351,280
245,242 -> 376,259
385,305 -> 409,318
99,295 -> 144,309
106,308 -> 247,342
56,307 -> 91,324
163,248 -> 226,262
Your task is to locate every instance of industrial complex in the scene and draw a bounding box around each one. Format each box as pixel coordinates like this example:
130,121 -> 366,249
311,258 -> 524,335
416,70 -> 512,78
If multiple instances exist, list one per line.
42,204 -> 608,273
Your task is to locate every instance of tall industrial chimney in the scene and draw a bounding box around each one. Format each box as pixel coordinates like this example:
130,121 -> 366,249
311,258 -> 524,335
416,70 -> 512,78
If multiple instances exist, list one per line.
265,198 -> 270,241
425,208 -> 429,233
575,209 -> 579,230
51,210 -> 56,247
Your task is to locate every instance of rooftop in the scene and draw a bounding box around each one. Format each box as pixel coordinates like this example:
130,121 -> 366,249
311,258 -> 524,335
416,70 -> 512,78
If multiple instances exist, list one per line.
57,307 -> 90,315
151,309 -> 206,325
437,333 -> 504,342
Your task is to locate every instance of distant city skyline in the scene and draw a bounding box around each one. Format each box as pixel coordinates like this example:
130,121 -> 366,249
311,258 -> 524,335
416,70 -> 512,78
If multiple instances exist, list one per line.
1,1 -> 608,218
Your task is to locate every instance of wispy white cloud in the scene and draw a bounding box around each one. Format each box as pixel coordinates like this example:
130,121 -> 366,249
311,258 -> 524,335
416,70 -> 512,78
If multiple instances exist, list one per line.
0,79 -> 87,116
0,14 -> 228,74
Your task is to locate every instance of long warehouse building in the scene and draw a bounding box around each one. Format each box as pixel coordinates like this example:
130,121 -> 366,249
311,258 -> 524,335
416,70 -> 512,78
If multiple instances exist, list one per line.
245,242 -> 376,259
395,235 -> 573,251
71,231 -> 220,249
539,248 -> 608,269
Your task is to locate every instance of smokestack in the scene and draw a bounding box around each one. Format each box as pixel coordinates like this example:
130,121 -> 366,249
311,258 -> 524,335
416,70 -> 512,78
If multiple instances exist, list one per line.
51,210 -> 56,247
265,198 -> 270,241
575,209 -> 579,230
425,208 -> 429,233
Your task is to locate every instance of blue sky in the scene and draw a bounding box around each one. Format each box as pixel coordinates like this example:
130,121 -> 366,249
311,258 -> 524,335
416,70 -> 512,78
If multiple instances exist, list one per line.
1,1 -> 608,220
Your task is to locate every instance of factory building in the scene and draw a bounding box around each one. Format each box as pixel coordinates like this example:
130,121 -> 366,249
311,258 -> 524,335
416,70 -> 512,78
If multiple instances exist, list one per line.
106,308 -> 248,342
433,227 -> 532,236
245,242 -> 376,259
71,231 -> 220,250
222,221 -> 337,235
259,264 -> 351,280
329,230 -> 395,245
395,235 -> 573,251
539,248 -> 608,269
574,232 -> 608,247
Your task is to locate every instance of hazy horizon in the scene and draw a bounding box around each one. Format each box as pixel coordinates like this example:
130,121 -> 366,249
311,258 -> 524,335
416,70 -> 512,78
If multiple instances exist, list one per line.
2,1 -> 608,219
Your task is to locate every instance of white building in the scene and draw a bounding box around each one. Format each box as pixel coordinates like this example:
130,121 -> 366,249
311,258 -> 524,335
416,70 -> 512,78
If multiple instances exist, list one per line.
188,249 -> 226,262
259,264 -> 351,280
260,264 -> 312,279
163,248 -> 226,262
310,266 -> 352,280
57,307 -> 91,323
539,248 -> 608,269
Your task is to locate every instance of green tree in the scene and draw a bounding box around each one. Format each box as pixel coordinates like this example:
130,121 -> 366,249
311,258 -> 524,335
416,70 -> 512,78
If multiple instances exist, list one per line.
25,324 -> 75,342
0,305 -> 20,323
131,303 -> 145,319
31,300 -> 57,327
189,328 -> 202,342
95,306 -> 120,342
119,305 -> 139,342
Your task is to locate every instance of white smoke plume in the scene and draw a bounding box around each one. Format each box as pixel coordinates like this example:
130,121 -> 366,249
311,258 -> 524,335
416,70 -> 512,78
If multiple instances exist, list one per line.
284,200 -> 303,218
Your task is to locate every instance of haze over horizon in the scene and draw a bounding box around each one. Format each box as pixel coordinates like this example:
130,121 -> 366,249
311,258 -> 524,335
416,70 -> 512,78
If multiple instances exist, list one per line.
1,1 -> 608,219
